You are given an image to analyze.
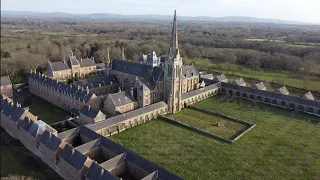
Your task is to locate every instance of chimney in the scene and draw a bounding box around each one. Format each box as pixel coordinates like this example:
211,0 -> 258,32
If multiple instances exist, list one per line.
88,105 -> 91,110
130,86 -> 134,98
99,84 -> 101,87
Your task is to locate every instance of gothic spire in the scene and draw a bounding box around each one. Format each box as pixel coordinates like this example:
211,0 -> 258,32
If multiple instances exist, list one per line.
169,10 -> 179,56
121,46 -> 125,59
106,47 -> 110,64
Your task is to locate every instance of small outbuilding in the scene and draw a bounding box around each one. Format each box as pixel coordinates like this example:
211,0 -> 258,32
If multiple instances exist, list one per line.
233,78 -> 246,87
303,91 -> 315,101
213,74 -> 228,83
253,81 -> 267,91
276,86 -> 289,95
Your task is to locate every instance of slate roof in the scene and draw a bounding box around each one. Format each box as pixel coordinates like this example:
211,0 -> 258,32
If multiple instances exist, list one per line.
67,56 -> 80,67
29,73 -> 94,103
181,83 -> 220,100
80,58 -> 96,67
46,134 -> 62,151
181,65 -> 198,79
96,63 -> 106,70
28,122 -> 40,137
73,75 -> 118,89
1,76 -> 12,86
0,97 -> 25,122
87,101 -> 167,132
303,91 -> 315,100
234,78 -> 246,85
61,144 -> 87,170
75,138 -> 101,154
253,82 -> 266,90
80,105 -> 102,119
221,82 -> 320,107
20,117 -> 34,132
112,59 -> 164,81
214,74 -> 227,82
50,61 -> 70,71
86,162 -> 117,180
107,90 -> 136,107
276,86 -> 289,95
135,78 -> 155,90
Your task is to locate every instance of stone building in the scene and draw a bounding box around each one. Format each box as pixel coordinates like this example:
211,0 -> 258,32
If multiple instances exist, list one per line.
47,52 -> 98,80
28,73 -> 101,111
276,86 -> 289,95
213,74 -> 228,83
0,76 -> 13,98
78,105 -> 106,125
303,91 -> 315,100
218,82 -> 320,116
233,78 -> 246,87
253,81 -> 267,91
73,75 -> 119,96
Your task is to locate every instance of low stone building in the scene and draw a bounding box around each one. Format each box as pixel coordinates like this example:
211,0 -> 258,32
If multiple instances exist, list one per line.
48,52 -> 99,80
276,86 -> 289,95
253,81 -> 267,91
233,78 -> 246,87
0,76 -> 13,98
29,73 -> 101,112
213,74 -> 228,83
219,82 -> 320,116
78,105 -> 106,125
103,90 -> 138,115
303,91 -> 315,100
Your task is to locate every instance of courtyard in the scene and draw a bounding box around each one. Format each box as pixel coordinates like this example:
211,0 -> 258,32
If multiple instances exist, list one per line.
168,108 -> 250,139
112,95 -> 320,180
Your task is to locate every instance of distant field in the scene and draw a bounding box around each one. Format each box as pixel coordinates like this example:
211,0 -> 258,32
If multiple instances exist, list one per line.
244,38 -> 319,48
112,95 -> 320,180
184,58 -> 320,93
168,108 -> 249,139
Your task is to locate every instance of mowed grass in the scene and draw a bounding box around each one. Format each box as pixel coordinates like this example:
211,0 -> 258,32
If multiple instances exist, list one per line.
184,58 -> 320,92
112,96 -> 320,180
27,95 -> 69,124
168,108 -> 249,139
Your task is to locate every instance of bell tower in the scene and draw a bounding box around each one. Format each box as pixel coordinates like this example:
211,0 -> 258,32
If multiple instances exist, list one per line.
164,10 -> 183,114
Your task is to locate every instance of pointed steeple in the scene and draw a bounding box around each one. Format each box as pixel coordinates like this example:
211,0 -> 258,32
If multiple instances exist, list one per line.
106,47 -> 110,64
169,10 -> 179,57
121,46 -> 125,59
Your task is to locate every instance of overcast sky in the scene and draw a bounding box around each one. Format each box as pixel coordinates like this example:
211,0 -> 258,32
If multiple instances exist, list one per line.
2,0 -> 320,23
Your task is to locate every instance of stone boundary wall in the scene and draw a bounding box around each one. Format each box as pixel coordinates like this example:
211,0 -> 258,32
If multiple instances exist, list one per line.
158,115 -> 233,143
159,106 -> 256,144
189,106 -> 256,143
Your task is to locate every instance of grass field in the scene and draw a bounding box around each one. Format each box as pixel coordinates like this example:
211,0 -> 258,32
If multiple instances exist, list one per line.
184,58 -> 320,93
0,129 -> 62,179
24,94 -> 69,125
168,108 -> 249,139
112,96 -> 320,180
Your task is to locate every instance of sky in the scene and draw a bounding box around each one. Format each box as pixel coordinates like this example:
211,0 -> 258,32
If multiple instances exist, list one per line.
2,0 -> 320,23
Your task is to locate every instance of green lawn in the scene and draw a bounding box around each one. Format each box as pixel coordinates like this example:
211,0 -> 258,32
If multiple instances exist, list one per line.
168,108 -> 249,139
184,58 -> 320,93
112,96 -> 320,180
27,95 -> 69,125
0,130 -> 62,179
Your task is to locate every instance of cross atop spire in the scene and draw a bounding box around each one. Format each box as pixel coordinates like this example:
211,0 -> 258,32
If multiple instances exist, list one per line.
169,10 -> 179,57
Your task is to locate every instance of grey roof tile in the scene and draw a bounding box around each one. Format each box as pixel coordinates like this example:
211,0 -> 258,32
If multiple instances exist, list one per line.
73,75 -> 118,89
108,90 -> 136,107
182,83 -> 220,100
80,58 -> 96,67
181,65 -> 198,79
80,105 -> 102,119
1,76 -> 12,86
50,61 -> 70,71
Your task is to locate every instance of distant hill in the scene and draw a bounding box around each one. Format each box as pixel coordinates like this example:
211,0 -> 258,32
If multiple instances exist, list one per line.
1,10 -> 315,25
